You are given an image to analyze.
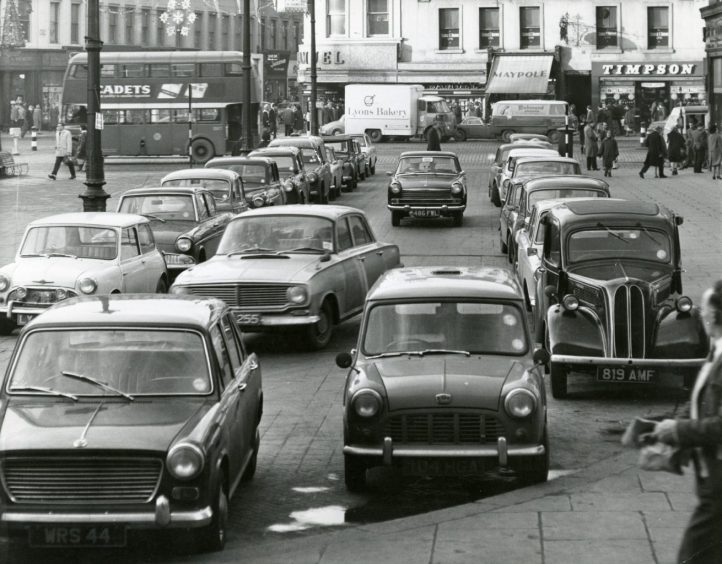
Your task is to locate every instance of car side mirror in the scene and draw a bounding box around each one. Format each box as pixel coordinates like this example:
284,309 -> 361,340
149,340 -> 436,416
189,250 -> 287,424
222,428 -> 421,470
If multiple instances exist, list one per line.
336,352 -> 352,369
675,216 -> 684,225
527,247 -> 538,257
533,348 -> 550,366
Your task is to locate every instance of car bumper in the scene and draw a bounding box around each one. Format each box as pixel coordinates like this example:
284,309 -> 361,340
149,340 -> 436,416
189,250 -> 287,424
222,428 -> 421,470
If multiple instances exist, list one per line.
387,204 -> 466,212
230,309 -> 320,329
1,303 -> 52,319
551,354 -> 707,368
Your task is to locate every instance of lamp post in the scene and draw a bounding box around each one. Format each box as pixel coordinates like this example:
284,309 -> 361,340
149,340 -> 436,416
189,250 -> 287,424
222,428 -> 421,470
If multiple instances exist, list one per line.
79,0 -> 110,212
309,0 -> 317,135
243,0 -> 252,150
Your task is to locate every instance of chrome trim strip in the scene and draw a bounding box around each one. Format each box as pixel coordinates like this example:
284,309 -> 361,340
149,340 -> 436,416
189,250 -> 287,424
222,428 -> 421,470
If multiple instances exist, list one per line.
551,354 -> 707,367
387,205 -> 466,211
343,444 -> 545,457
1,506 -> 213,527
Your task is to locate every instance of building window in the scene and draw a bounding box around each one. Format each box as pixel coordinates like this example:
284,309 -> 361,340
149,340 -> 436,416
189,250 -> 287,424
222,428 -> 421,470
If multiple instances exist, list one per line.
156,9 -> 165,46
141,9 -> 150,45
294,21 -> 302,43
18,0 -> 31,42
367,0 -> 389,36
270,19 -> 277,49
49,2 -> 59,43
209,13 -> 217,49
125,8 -> 134,44
222,15 -> 229,49
439,8 -> 460,50
478,7 -> 499,48
647,6 -> 669,49
596,6 -> 618,48
194,13 -> 202,48
109,6 -> 119,45
71,3 -> 80,44
235,16 -> 242,50
326,0 -> 345,36
520,6 -> 541,49
283,20 -> 289,50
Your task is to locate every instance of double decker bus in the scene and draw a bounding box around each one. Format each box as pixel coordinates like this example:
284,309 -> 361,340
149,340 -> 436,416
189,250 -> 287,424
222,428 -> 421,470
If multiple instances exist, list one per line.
62,51 -> 262,162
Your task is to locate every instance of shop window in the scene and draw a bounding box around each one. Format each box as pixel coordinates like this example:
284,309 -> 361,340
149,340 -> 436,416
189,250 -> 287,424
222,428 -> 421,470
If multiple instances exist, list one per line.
50,2 -> 60,43
647,7 -> 670,49
367,0 -> 389,36
479,7 -> 499,49
439,8 -> 460,50
596,6 -> 618,48
520,6 -> 541,49
71,3 -> 81,45
327,0 -> 346,36
108,5 -> 118,45
141,9 -> 151,45
283,20 -> 289,50
270,19 -> 277,49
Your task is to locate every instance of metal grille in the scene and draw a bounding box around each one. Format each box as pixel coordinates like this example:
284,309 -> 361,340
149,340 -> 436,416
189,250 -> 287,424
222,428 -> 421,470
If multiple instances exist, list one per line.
2,457 -> 162,504
613,285 -> 646,358
400,190 -> 453,201
573,285 -> 598,305
383,413 -> 503,444
8,288 -> 77,307
183,284 -> 290,309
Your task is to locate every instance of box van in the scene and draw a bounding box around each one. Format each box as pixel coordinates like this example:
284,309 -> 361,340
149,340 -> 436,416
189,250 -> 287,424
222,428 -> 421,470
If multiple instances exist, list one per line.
662,105 -> 709,139
491,100 -> 568,143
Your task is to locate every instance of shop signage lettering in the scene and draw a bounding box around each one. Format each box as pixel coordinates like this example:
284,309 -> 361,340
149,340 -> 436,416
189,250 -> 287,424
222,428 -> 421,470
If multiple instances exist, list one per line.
601,64 -> 695,76
493,70 -> 547,79
298,51 -> 345,65
100,85 -> 152,97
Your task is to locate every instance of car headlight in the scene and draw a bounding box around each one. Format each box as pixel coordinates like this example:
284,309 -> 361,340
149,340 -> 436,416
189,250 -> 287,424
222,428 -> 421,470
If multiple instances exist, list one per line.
503,179 -> 511,189
252,194 -> 266,207
55,288 -> 68,301
283,180 -> 294,192
504,388 -> 537,418
78,277 -> 97,295
390,182 -> 401,194
14,286 -> 27,300
307,172 -> 318,184
170,285 -> 191,295
167,443 -> 205,480
561,294 -> 579,311
352,389 -> 382,418
676,296 -> 693,313
0,274 -> 10,292
451,182 -> 463,194
286,285 -> 308,304
176,237 -> 192,253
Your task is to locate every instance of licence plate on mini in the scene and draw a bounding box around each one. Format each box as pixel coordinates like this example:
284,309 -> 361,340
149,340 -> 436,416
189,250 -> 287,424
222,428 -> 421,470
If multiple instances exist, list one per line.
402,458 -> 482,477
16,314 -> 33,326
235,312 -> 262,325
410,210 -> 440,218
596,366 -> 657,383
29,525 -> 126,547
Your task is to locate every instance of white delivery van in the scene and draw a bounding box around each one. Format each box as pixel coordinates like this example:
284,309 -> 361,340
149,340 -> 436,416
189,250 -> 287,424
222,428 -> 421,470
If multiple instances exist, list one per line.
662,105 -> 709,140
490,100 -> 568,143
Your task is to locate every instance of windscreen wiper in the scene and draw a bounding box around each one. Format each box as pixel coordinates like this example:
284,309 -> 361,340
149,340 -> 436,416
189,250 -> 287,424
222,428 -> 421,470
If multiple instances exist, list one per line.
141,213 -> 166,223
636,223 -> 661,245
10,385 -> 78,401
226,246 -> 277,257
417,349 -> 471,357
60,371 -> 134,401
596,222 -> 629,244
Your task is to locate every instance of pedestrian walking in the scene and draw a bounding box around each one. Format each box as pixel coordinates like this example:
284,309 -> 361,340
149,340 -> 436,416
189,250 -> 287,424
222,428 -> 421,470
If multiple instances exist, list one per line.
474,102 -> 483,119
598,130 -> 619,177
269,104 -> 277,139
33,104 -> 41,132
426,117 -> 443,151
262,104 -> 271,131
282,105 -> 295,136
708,124 -> 722,179
452,100 -> 462,125
647,279 -> 722,564
75,125 -> 87,172
667,125 -> 686,176
48,122 -> 75,180
17,103 -> 27,137
584,123 -> 599,171
639,126 -> 667,179
22,105 -> 34,138
257,129 -> 271,148
691,123 -> 707,173
577,110 -> 586,154
585,104 -> 596,127
624,106 -> 636,136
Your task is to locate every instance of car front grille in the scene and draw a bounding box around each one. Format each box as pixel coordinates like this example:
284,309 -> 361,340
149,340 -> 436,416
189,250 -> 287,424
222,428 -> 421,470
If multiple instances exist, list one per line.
2,457 -> 162,504
183,284 -> 290,309
383,413 -> 504,444
613,285 -> 646,358
8,287 -> 77,307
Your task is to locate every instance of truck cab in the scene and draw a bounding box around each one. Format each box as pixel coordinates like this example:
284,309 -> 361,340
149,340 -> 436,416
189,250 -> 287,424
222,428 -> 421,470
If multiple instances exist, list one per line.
416,95 -> 456,138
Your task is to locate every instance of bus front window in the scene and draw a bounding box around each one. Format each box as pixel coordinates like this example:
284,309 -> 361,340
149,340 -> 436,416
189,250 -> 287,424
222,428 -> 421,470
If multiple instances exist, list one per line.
63,104 -> 87,125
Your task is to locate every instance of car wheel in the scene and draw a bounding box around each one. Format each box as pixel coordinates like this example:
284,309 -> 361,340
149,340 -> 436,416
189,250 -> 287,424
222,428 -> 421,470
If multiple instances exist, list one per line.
0,317 -> 16,336
365,164 -> 371,177
452,212 -> 463,227
491,184 -> 501,208
190,138 -> 215,164
368,129 -> 382,143
331,128 -> 342,135
501,130 -> 515,143
155,278 -> 168,294
454,128 -> 467,142
304,299 -> 334,350
500,231 -> 508,254
344,453 -> 367,492
195,480 -> 229,552
550,363 -> 569,399
391,211 -> 402,227
241,427 -> 260,482
516,428 -> 549,485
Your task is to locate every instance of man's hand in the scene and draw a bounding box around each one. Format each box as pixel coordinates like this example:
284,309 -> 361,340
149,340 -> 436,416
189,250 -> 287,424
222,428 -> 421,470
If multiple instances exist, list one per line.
652,419 -> 679,446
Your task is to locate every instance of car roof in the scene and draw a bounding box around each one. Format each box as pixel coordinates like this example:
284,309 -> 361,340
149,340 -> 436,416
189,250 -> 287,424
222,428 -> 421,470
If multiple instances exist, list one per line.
513,175 -> 609,191
161,168 -> 239,181
499,142 -> 555,154
531,197 -> 607,216
507,148 -> 558,157
250,146 -> 301,156
227,204 -> 363,221
367,266 -> 522,302
120,186 -> 207,197
548,198 -> 675,225
515,156 -> 579,165
269,136 -> 324,148
321,135 -> 353,142
24,295 -> 227,329
495,99 -> 567,105
27,213 -> 148,228
399,151 -> 458,158
206,156 -> 275,166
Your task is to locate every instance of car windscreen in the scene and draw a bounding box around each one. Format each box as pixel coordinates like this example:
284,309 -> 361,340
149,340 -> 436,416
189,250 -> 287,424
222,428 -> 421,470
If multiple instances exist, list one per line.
362,301 -> 528,356
527,189 -> 605,209
218,215 -> 335,254
264,155 -> 295,173
428,100 -> 450,113
567,227 -> 672,264
162,178 -> 230,200
397,156 -> 459,174
327,141 -> 351,153
228,165 -> 269,185
7,329 -> 212,396
515,162 -> 580,176
118,195 -> 196,221
300,150 -> 321,165
20,226 -> 118,260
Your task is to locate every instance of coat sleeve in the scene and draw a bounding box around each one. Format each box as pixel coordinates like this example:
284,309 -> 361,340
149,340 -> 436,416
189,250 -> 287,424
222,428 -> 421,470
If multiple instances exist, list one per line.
677,365 -> 722,448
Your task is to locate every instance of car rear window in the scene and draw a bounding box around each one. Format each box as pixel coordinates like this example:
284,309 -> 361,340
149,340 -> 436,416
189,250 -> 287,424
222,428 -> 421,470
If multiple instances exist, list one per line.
527,189 -> 605,209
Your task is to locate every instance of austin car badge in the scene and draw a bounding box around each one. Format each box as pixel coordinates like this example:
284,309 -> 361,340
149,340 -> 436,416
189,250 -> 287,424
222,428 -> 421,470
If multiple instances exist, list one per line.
436,393 -> 452,405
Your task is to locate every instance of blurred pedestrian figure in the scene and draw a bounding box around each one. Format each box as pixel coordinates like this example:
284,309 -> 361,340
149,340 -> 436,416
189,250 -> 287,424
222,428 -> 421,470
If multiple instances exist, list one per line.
17,103 -> 27,137
648,280 -> 722,564
639,126 -> 667,179
474,101 -> 483,118
75,125 -> 87,172
708,124 -> 722,179
269,104 -> 277,139
262,104 -> 270,131
684,120 -> 697,169
294,105 -> 304,133
598,130 -> 619,177
22,104 -> 33,138
584,122 -> 599,171
33,104 -> 41,132
597,104 -> 609,128
585,104 -> 596,126
426,117 -> 443,151
257,129 -> 271,148
48,122 -> 75,180
667,125 -> 686,176
691,123 -> 707,173
282,105 -> 294,136
577,108 -> 587,154
624,106 -> 636,136
9,101 -> 20,126
451,100 -> 462,125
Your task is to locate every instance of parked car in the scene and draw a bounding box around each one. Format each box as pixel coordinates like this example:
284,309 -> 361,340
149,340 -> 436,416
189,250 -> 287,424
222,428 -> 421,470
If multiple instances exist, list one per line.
335,266 -> 550,491
160,169 -> 249,215
0,213 -> 168,335
321,134 -> 362,191
325,146 -> 344,199
349,132 -> 377,176
538,199 -> 709,398
487,142 -> 555,208
249,146 -> 311,205
269,136 -> 332,204
205,156 -> 286,209
117,186 -> 234,275
500,175 -> 609,263
454,116 -> 492,141
319,114 -> 345,135
508,133 -> 552,143
0,295 -> 262,552
170,205 -> 402,350
351,138 -> 368,181
387,151 -> 467,227
497,148 -> 561,205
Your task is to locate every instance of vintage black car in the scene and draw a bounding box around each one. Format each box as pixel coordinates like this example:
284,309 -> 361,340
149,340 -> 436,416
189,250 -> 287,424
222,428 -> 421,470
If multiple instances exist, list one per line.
249,146 -> 310,205
321,135 -> 363,191
538,199 -> 709,398
0,295 -> 263,552
387,151 -> 467,227
269,136 -> 332,204
205,157 -> 286,209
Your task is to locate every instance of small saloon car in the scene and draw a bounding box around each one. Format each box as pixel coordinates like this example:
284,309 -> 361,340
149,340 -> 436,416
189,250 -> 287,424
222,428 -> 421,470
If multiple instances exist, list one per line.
336,266 -> 549,491
539,199 -> 709,398
0,213 -> 168,335
487,142 -> 555,207
0,295 -> 262,552
160,168 -> 248,215
249,146 -> 310,205
205,156 -> 286,209
349,132 -> 377,176
170,205 -> 401,349
117,186 -> 234,275
269,136 -> 332,204
387,151 -> 467,227
322,135 -> 363,192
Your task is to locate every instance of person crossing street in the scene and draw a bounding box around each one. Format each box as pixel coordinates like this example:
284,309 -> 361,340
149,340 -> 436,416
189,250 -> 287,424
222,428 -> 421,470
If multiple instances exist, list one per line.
48,122 -> 75,180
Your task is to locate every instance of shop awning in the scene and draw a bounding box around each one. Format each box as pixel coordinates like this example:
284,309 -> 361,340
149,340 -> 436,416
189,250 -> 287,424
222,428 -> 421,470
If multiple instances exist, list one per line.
485,55 -> 554,95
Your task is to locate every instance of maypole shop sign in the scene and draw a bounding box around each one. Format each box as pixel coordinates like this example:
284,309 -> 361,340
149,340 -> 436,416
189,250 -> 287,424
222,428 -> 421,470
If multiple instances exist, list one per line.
601,63 -> 696,76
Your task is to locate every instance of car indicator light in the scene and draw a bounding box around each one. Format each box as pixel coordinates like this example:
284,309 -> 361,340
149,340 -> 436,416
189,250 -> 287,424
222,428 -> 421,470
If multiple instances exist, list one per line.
562,294 -> 579,311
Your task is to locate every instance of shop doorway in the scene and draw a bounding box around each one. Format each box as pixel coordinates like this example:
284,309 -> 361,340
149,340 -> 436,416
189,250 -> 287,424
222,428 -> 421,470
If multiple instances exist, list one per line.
564,74 -> 591,118
637,82 -> 668,124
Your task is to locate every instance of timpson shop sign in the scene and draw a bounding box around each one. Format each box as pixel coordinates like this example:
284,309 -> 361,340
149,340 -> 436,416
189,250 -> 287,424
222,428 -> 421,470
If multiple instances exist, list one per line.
600,63 -> 697,76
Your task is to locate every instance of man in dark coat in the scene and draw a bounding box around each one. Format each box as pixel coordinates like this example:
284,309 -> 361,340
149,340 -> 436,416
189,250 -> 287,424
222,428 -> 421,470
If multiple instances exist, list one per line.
268,104 -> 277,139
598,130 -> 619,177
691,123 -> 708,173
426,118 -> 442,151
667,125 -> 686,175
639,126 -> 667,178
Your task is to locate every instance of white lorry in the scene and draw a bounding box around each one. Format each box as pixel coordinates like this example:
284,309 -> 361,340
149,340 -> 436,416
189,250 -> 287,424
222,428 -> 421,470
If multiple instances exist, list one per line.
344,84 -> 456,143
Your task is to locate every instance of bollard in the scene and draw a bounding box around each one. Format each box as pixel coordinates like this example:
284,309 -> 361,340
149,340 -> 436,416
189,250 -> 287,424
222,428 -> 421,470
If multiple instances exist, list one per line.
31,127 -> 37,151
640,125 -> 647,146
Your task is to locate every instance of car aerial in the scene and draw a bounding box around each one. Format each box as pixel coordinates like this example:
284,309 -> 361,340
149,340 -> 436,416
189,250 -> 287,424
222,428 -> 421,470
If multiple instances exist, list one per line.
537,199 -> 709,399
325,146 -> 344,200
116,186 -> 234,276
321,134 -> 362,191
170,205 -> 402,350
508,133 -> 552,143
269,136 -> 332,204
489,144 -> 556,207
335,266 -> 550,491
0,213 -> 168,336
387,151 -> 467,227
249,146 -> 310,205
160,168 -> 248,215
0,295 -> 262,552
500,175 -> 609,263
205,156 -> 286,209
319,114 -> 345,136
349,132 -> 377,176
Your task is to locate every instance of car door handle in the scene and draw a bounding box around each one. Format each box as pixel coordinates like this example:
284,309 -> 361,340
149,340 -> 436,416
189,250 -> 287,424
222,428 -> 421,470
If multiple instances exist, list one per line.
238,382 -> 247,392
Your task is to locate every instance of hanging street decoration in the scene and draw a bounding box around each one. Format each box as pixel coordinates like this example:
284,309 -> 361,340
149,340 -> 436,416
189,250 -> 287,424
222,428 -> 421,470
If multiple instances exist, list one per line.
159,0 -> 197,36
1,0 -> 26,49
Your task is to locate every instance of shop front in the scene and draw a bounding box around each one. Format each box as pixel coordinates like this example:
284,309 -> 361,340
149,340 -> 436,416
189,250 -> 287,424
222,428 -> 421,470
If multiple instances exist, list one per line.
263,50 -> 291,103
701,3 -> 722,127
